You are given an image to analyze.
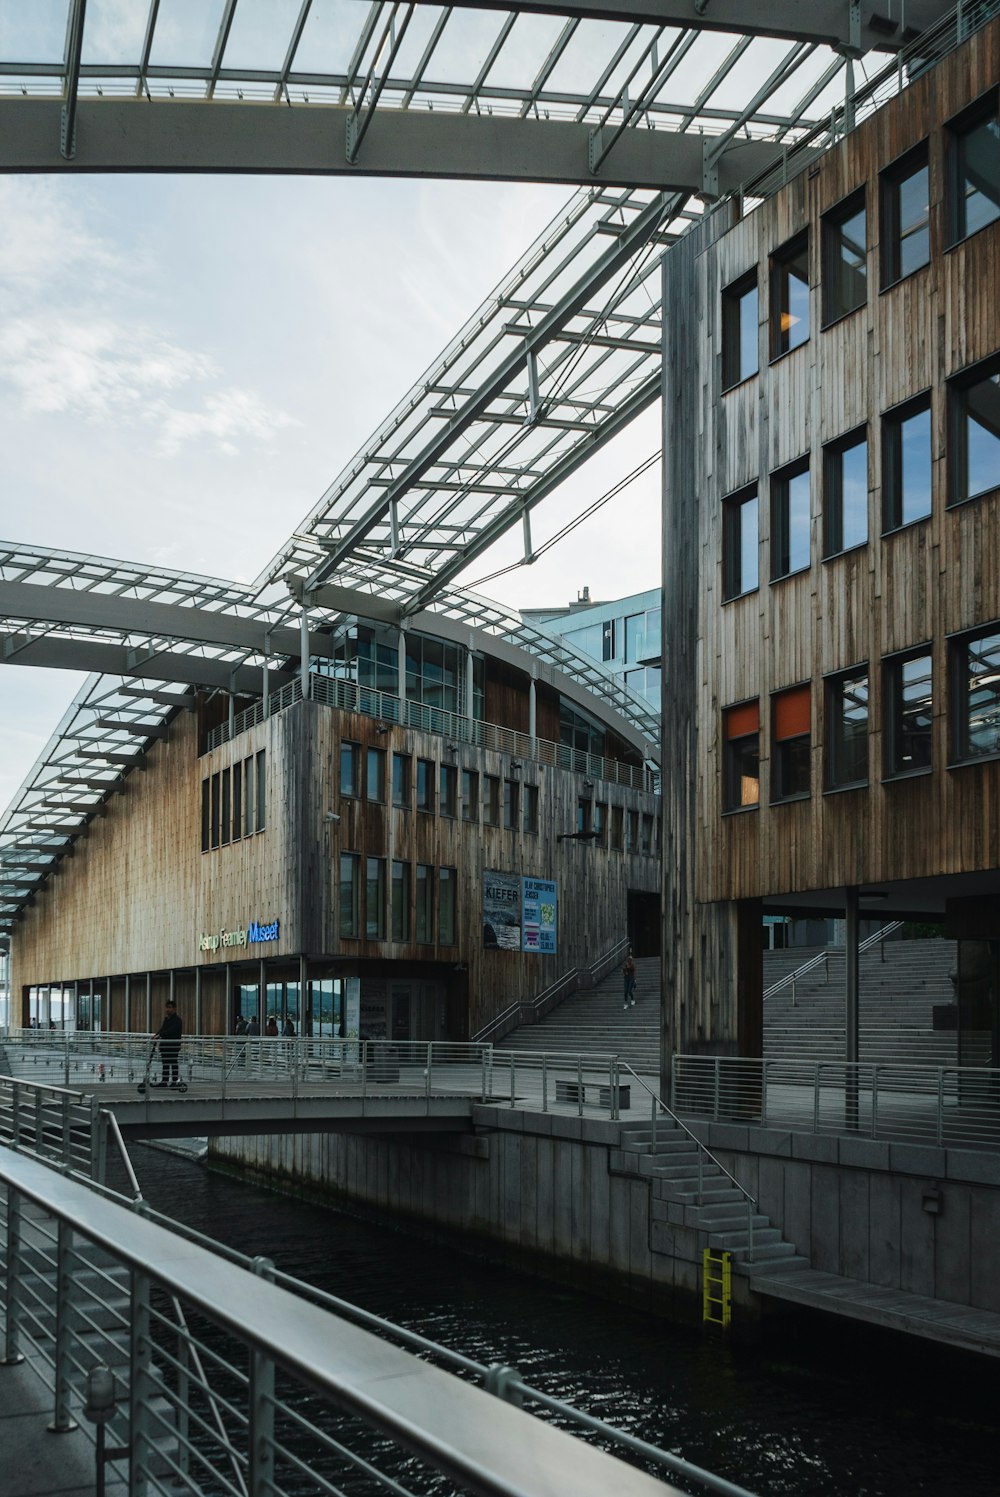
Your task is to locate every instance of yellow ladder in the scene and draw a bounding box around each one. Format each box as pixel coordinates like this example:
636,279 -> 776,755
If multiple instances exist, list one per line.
702,1248 -> 732,1327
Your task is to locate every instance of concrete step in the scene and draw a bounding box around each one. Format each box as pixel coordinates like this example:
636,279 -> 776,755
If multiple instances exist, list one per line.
740,1253 -> 812,1278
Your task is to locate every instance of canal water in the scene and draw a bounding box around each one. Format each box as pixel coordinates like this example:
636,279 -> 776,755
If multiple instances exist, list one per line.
132,1145 -> 999,1496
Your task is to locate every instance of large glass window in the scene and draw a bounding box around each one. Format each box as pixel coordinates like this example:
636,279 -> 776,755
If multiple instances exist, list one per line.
483,775 -> 500,826
232,762 -> 242,839
826,669 -> 869,789
883,396 -> 932,530
256,751 -> 266,831
770,233 -> 810,357
415,864 -> 433,944
723,485 -> 759,599
439,868 -> 456,945
221,771 -> 231,845
244,754 -> 255,835
885,651 -> 933,777
339,852 -> 360,938
948,92 -> 1000,244
340,741 -> 360,798
824,428 -> 868,556
416,758 -> 435,813
523,783 -> 539,834
440,763 -> 457,818
952,628 -> 1000,762
366,857 -> 386,940
771,460 -> 811,580
461,768 -> 478,822
772,685 -> 811,802
201,779 -> 210,852
722,271 -> 759,389
391,860 -> 411,941
881,144 -> 930,285
601,619 -> 616,661
625,667 -> 661,707
823,191 -> 867,324
392,752 -> 411,808
210,773 -> 220,848
723,701 -> 760,811
948,356 -> 1000,506
503,779 -> 519,830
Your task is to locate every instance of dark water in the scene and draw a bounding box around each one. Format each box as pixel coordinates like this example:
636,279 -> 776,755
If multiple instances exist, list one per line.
129,1146 -> 1000,1497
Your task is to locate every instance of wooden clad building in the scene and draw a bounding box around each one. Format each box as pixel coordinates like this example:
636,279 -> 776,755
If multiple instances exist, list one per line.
11,628 -> 660,1039
662,21 -> 1000,1070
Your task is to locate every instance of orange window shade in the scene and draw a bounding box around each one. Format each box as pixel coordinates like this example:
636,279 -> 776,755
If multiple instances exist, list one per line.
774,685 -> 810,740
726,701 -> 760,739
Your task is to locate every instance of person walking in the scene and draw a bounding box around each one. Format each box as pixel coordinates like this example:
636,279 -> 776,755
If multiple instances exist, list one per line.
622,951 -> 637,1009
153,998 -> 183,1088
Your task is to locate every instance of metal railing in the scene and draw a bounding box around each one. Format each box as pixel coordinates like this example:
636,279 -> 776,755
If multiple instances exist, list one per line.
763,922 -> 904,1004
0,1074 -> 98,1176
472,936 -> 631,1045
2,1032 -> 649,1121
0,1144 -> 758,1497
205,670 -> 658,793
618,1064 -> 756,1263
672,1055 -> 1000,1150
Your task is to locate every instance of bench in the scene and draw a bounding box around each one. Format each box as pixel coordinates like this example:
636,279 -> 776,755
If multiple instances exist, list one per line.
554,1080 -> 630,1110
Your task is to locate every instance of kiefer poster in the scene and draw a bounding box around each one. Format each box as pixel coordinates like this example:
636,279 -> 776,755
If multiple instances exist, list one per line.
483,871 -> 522,950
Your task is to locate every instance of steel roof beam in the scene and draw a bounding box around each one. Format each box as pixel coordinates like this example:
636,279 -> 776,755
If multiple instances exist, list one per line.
0,631 -> 291,694
0,97 -> 781,190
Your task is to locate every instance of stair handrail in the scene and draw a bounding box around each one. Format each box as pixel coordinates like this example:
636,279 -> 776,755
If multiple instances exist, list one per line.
617,1061 -> 757,1263
472,936 -> 632,1044
763,920 -> 904,1002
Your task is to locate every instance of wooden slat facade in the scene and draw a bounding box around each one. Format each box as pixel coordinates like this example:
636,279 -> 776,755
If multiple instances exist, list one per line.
663,22 -> 1000,1069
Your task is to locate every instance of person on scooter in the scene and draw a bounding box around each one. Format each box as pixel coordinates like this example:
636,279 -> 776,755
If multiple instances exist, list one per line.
153,998 -> 183,1088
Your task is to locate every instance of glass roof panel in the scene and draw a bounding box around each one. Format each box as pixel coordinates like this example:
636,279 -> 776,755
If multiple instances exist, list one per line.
540,20 -> 644,101
221,0 -> 301,72
418,9 -> 511,89
148,0 -> 230,70
481,12 -> 573,92
292,0 -> 372,77
657,30 -> 746,110
697,35 -> 799,114
0,0 -> 68,64
383,6 -> 447,86
82,0 -> 149,66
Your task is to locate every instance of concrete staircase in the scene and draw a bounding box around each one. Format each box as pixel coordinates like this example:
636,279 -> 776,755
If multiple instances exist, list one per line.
613,1118 -> 808,1279
764,937 -> 965,1064
499,955 -> 660,1073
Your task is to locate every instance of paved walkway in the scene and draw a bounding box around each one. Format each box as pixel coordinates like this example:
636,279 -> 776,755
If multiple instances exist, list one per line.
1,1356 -> 127,1497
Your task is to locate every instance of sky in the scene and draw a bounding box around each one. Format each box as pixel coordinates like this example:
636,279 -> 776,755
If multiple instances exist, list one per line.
0,168 -> 663,812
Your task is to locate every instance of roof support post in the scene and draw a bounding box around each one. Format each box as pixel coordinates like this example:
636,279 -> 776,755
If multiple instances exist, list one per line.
300,602 -> 311,702
60,0 -> 87,161
522,510 -> 534,565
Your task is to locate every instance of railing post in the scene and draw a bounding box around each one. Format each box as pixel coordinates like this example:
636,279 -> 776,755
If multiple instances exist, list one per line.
712,1056 -> 720,1120
813,1063 -> 821,1133
871,1065 -> 879,1139
509,1055 -> 516,1109
2,1188 -> 25,1365
541,1055 -> 548,1113
64,1033 -> 70,1089
11,1082 -> 20,1150
577,1057 -> 583,1118
480,1046 -> 487,1103
249,1347 -> 276,1497
761,1059 -> 768,1129
48,1220 -> 79,1432
937,1069 -> 946,1147
650,1090 -> 657,1149
610,1057 -> 620,1121
129,1270 -> 153,1497
426,1042 -> 433,1101
747,1197 -> 755,1265
362,1041 -> 368,1106
91,1101 -> 108,1186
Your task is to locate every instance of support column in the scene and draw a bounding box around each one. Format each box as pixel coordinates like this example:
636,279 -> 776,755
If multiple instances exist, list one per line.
259,959 -> 267,1031
299,955 -> 308,1036
72,981 -> 79,1034
397,625 -> 407,711
300,603 -> 311,701
528,676 -> 537,742
262,653 -> 270,717
465,647 -> 475,725
195,966 -> 202,1035
845,885 -> 860,1131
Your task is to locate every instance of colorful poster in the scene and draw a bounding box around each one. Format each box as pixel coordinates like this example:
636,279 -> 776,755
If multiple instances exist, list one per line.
483,871 -> 522,950
522,877 -> 557,954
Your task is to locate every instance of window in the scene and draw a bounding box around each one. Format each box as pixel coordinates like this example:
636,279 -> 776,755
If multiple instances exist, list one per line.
723,485 -> 759,599
340,741 -> 360,798
439,868 -> 456,945
523,784 -> 539,835
610,805 -> 624,850
461,768 -> 479,822
826,669 -> 869,789
772,685 -> 811,802
365,857 -> 386,939
440,763 -> 457,818
503,779 -> 519,830
641,814 -> 654,854
391,860 -> 411,941
577,798 -> 591,833
822,191 -> 867,324
602,619 -> 616,661
232,761 -> 242,839
948,355 -> 1000,506
366,747 -> 385,803
210,773 -> 221,848
339,853 -> 360,938
723,701 -> 760,811
244,754 -> 255,836
770,232 -> 809,357
483,775 -> 500,826
824,429 -> 868,556
883,395 -> 932,530
626,809 -> 639,851
392,752 -> 411,808
255,751 -> 266,832
885,651 -> 933,777
416,758 -> 435,813
201,779 -> 210,852
722,271 -> 759,389
881,143 -> 930,285
771,460 -> 811,580
594,802 -> 608,847
221,771 -> 231,845
951,627 -> 1000,762
415,864 -> 433,944
625,667 -> 662,707
948,92 -> 1000,244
